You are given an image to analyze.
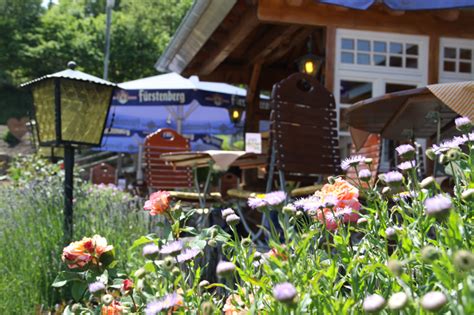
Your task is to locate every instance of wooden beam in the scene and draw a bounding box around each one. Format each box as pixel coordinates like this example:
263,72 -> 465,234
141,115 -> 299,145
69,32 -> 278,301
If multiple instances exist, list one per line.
198,9 -> 260,75
258,0 -> 474,38
264,27 -> 314,65
428,35 -> 440,84
324,25 -> 336,93
245,63 -> 262,132
247,25 -> 301,64
435,10 -> 460,22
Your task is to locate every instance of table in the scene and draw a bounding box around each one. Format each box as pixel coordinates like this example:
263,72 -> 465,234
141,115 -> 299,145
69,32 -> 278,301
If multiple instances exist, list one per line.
160,150 -> 267,208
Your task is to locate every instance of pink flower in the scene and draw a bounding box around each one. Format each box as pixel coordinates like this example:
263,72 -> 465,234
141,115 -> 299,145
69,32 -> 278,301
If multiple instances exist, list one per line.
144,191 -> 170,215
62,235 -> 113,269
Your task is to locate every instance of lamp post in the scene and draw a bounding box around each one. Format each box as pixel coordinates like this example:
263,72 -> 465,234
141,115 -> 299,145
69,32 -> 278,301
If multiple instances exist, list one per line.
103,0 -> 115,80
21,61 -> 116,243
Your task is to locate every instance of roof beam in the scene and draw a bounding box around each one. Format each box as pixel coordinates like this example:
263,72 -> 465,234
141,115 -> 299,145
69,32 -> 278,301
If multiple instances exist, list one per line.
247,25 -> 301,64
258,0 -> 474,37
197,8 -> 260,75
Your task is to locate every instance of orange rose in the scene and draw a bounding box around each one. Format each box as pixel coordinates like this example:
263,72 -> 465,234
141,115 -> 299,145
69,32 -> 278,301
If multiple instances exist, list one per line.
144,191 -> 171,215
317,178 -> 359,203
101,301 -> 123,315
62,235 -> 113,269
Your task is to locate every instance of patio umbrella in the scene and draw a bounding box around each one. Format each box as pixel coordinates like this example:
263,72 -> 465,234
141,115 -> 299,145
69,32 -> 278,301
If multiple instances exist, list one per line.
318,0 -> 474,11
344,81 -> 473,149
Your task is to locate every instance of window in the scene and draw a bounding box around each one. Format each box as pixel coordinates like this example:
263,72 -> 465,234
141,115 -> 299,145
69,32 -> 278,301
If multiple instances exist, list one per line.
439,38 -> 474,82
339,37 -> 420,69
335,29 -> 429,165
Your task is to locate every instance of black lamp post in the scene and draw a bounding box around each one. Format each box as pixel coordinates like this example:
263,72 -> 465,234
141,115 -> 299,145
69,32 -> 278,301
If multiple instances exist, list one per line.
21,61 -> 116,243
298,35 -> 324,77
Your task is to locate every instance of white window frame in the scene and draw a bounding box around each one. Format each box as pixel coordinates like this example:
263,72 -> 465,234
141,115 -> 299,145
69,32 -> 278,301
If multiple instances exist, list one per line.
439,37 -> 474,83
334,29 -> 429,170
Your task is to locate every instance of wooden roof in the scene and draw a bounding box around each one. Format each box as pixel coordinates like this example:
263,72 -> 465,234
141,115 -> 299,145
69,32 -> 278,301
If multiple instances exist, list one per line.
174,0 -> 474,90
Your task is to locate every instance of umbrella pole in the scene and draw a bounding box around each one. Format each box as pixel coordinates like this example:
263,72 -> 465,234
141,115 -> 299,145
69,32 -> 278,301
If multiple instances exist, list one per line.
433,112 -> 441,177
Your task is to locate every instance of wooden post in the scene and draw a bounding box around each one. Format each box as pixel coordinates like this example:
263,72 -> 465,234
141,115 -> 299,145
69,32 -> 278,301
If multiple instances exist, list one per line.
245,63 -> 262,133
324,26 -> 336,93
428,35 -> 440,84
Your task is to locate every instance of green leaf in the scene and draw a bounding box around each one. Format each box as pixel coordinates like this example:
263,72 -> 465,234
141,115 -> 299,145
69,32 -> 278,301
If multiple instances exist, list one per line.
144,261 -> 155,273
52,280 -> 67,288
188,239 -> 207,250
130,235 -> 154,250
71,281 -> 88,301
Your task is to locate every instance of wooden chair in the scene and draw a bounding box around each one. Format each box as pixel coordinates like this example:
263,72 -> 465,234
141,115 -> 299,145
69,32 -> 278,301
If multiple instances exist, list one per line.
143,128 -> 193,191
90,163 -> 117,185
267,73 -> 341,193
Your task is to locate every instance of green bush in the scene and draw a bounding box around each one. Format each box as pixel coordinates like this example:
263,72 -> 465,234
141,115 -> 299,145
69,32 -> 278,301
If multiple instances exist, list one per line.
0,157 -> 150,314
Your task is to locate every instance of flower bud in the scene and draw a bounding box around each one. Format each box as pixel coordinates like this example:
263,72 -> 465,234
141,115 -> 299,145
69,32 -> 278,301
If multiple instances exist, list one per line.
453,250 -> 474,272
365,158 -> 373,165
363,294 -> 386,313
385,227 -> 397,241
420,176 -> 436,189
221,208 -> 235,219
295,210 -> 303,218
207,239 -> 218,248
420,291 -> 447,312
172,266 -> 181,277
134,267 -> 147,279
388,292 -> 408,310
387,260 -> 403,276
226,214 -> 240,226
163,256 -> 175,271
382,186 -> 391,196
216,261 -> 236,277
101,294 -> 114,306
198,280 -> 210,289
438,154 -> 449,165
446,148 -> 460,161
241,238 -> 252,248
282,204 -> 297,216
425,148 -> 436,161
273,282 -> 297,304
421,245 -> 440,263
210,228 -> 218,238
461,188 -> 474,202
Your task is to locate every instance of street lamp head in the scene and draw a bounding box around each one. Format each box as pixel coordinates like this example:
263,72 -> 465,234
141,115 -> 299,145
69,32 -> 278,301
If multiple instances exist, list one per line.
67,61 -> 77,70
21,62 -> 116,147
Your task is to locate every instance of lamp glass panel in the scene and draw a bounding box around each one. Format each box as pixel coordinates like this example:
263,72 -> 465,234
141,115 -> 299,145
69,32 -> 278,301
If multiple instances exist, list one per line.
32,79 -> 57,143
60,79 -> 112,145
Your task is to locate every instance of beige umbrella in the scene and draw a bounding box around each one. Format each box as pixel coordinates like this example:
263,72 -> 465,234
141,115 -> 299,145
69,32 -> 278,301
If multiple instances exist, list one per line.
345,81 -> 473,150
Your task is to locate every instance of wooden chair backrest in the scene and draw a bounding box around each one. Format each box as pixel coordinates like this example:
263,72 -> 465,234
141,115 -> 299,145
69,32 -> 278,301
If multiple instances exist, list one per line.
144,128 -> 193,190
90,163 -> 116,185
270,73 -> 341,179
346,134 -> 382,182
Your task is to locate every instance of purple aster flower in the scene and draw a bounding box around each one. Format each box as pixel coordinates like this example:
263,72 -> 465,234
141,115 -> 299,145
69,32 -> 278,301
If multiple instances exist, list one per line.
397,160 -> 416,171
432,137 -> 464,154
145,292 -> 182,315
358,169 -> 372,181
221,208 -> 235,219
455,116 -> 472,129
395,144 -> 415,157
294,196 -> 322,212
341,155 -> 365,171
177,248 -> 200,263
226,213 -> 240,226
143,243 -> 159,258
322,194 -> 338,208
160,240 -> 183,256
383,171 -> 404,184
273,282 -> 297,303
425,194 -> 452,219
247,195 -> 267,209
216,261 -> 236,276
88,281 -> 105,293
264,191 -> 287,206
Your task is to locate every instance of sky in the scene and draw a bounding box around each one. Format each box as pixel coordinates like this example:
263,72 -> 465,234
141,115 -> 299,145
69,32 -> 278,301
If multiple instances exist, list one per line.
41,0 -> 58,7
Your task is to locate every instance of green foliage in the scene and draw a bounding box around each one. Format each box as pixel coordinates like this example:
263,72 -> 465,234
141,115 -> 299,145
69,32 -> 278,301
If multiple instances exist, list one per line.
0,156 -> 149,313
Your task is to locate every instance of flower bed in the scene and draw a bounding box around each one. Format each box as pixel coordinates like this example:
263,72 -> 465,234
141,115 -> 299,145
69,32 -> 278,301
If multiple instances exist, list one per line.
55,117 -> 473,314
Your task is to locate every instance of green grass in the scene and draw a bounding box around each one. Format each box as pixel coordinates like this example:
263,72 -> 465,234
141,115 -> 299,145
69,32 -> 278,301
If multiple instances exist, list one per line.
0,178 -> 150,314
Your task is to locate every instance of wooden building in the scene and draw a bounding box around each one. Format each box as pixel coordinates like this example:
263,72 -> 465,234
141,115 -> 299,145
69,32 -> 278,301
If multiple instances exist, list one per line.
156,0 -> 474,169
